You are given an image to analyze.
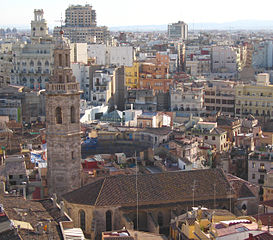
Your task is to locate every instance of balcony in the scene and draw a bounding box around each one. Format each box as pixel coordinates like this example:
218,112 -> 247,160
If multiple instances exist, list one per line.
46,82 -> 80,93
258,168 -> 267,173
258,179 -> 264,184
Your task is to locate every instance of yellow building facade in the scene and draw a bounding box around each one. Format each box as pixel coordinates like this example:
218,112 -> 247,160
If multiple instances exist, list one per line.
235,75 -> 273,120
263,171 -> 273,201
125,62 -> 139,88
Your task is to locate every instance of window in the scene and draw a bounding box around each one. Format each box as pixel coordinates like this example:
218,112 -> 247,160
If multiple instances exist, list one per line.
79,210 -> 86,231
106,211 -> 112,231
205,136 -> 208,140
252,174 -> 255,179
55,107 -> 62,124
71,106 -> 76,123
252,162 -> 255,168
59,54 -> 62,66
65,54 -> 69,67
212,136 -> 216,141
158,212 -> 164,227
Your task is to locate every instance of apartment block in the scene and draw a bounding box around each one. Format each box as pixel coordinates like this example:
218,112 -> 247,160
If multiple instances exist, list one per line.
125,62 -> 139,88
87,44 -> 133,67
235,73 -> 273,120
54,4 -> 109,43
211,46 -> 239,73
204,80 -> 235,116
168,21 -> 188,40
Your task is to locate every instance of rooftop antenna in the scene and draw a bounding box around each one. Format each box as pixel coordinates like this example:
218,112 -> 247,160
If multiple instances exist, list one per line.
229,186 -> 232,212
55,13 -> 64,33
135,151 -> 139,231
213,183 -> 216,209
192,180 -> 196,207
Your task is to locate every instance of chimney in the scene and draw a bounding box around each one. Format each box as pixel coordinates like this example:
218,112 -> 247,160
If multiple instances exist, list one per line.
248,233 -> 254,240
52,193 -> 57,208
60,201 -> 65,217
197,206 -> 202,222
0,181 -> 5,194
22,182 -> 27,199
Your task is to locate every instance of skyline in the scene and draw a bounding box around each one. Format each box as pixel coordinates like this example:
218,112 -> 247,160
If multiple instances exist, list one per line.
1,0 -> 273,29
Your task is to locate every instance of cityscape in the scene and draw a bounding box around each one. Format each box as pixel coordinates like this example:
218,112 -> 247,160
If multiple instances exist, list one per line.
1,1 -> 273,240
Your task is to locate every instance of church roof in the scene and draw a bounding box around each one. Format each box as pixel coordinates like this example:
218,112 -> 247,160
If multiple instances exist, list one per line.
62,169 -> 233,207
226,174 -> 258,199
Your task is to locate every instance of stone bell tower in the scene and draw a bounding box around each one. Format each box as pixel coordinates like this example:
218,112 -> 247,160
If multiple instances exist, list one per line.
46,31 -> 82,197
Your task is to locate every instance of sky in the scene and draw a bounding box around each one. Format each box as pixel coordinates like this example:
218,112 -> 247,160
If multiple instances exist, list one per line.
1,0 -> 273,29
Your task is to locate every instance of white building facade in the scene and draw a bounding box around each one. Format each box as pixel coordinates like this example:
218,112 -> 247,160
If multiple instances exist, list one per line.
87,44 -> 133,67
170,86 -> 205,115
11,9 -> 54,89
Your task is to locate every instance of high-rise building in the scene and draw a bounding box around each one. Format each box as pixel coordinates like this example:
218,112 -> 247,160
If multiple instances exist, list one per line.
46,31 -> 82,197
168,21 -> 188,40
65,4 -> 96,27
54,4 -> 110,44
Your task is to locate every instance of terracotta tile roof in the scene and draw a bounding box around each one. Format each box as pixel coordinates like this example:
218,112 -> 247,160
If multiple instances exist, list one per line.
244,232 -> 273,240
262,200 -> 273,208
253,213 -> 273,227
0,195 -> 62,239
62,169 -> 234,207
186,218 -> 196,226
62,178 -> 105,205
226,174 -> 258,199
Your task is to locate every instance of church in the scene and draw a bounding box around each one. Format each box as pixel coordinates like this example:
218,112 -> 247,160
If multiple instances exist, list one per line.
62,168 -> 235,239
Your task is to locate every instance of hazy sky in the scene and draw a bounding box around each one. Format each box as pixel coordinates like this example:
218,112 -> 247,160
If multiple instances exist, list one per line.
1,0 -> 273,28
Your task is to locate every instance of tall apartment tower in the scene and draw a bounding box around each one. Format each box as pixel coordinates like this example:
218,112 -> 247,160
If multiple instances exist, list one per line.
65,4 -> 96,27
168,21 -> 188,40
53,4 -> 109,43
31,9 -> 48,38
46,31 -> 82,197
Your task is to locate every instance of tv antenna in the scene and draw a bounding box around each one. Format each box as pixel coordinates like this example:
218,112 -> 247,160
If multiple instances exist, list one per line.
135,151 -> 139,231
55,14 -> 64,30
192,180 -> 196,207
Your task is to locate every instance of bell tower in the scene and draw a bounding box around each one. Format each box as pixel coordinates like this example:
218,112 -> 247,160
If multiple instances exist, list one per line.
31,9 -> 48,38
46,31 -> 82,197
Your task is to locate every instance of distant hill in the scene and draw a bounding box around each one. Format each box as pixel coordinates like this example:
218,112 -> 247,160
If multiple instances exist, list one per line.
2,19 -> 273,32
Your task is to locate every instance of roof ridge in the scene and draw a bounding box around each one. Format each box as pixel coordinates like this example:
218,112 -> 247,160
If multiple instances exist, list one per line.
94,177 -> 107,206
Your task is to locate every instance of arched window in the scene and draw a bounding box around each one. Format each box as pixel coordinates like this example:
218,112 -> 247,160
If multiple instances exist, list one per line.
79,210 -> 86,231
71,106 -> 76,123
45,61 -> 49,66
30,60 -> 34,66
158,212 -> 163,227
37,61 -> 42,66
106,210 -> 112,231
55,107 -> 62,124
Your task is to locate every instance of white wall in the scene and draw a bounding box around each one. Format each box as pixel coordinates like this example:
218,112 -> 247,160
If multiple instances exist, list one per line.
87,44 -> 133,66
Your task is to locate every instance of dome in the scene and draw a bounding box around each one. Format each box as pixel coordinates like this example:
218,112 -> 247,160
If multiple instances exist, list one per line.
55,30 -> 70,49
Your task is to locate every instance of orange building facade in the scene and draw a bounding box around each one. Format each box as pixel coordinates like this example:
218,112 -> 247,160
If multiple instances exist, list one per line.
139,53 -> 173,92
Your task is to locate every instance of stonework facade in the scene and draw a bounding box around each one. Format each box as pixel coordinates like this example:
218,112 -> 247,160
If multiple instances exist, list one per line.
46,32 -> 82,198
